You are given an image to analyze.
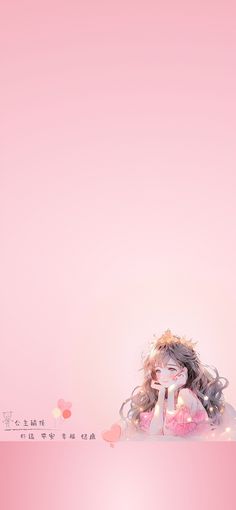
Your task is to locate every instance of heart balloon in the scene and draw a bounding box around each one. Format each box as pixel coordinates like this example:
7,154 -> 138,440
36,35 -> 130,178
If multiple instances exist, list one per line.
57,399 -> 72,410
102,424 -> 121,443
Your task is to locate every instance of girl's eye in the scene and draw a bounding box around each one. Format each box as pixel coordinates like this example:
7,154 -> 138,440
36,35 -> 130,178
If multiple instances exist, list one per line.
168,368 -> 177,372
155,369 -> 161,373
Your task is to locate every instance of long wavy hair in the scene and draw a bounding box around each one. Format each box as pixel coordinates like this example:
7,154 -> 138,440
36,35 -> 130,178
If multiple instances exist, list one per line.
119,329 -> 229,432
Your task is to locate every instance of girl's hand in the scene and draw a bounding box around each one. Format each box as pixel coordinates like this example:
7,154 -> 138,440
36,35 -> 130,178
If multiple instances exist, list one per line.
168,367 -> 188,393
151,380 -> 166,396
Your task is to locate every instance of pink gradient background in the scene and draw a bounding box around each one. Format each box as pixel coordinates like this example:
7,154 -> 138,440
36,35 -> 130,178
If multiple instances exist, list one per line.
1,0 -> 236,505
1,0 -> 236,438
1,442 -> 236,509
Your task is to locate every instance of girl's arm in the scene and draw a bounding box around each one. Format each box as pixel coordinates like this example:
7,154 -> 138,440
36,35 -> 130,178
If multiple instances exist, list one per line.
177,388 -> 203,413
149,385 -> 166,435
164,388 -> 209,437
139,385 -> 166,434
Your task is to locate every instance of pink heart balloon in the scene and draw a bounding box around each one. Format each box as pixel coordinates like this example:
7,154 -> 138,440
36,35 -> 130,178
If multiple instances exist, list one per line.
57,399 -> 72,410
102,424 -> 121,443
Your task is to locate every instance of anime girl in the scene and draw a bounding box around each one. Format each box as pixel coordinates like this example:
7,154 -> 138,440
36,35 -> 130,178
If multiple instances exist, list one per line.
113,329 -> 236,441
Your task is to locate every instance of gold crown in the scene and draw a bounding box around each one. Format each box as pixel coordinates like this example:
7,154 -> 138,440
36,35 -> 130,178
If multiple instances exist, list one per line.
153,329 -> 197,350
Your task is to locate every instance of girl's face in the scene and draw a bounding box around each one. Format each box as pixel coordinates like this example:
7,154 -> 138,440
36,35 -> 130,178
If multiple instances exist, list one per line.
154,356 -> 185,388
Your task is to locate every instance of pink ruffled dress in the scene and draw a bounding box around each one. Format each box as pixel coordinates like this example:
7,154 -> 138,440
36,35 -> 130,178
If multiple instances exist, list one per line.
139,389 -> 212,437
